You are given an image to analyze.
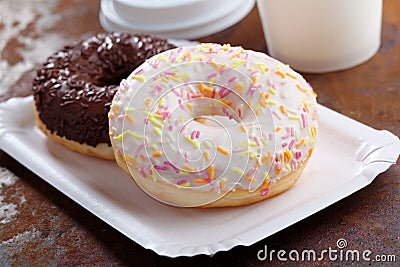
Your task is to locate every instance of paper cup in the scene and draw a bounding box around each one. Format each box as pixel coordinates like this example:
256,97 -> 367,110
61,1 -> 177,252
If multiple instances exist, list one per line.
257,0 -> 382,73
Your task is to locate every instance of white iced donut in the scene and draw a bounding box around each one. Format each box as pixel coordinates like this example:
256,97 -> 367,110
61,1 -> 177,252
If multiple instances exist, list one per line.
109,43 -> 318,207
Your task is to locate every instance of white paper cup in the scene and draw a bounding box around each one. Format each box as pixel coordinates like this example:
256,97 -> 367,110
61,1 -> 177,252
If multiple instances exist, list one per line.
257,0 -> 382,73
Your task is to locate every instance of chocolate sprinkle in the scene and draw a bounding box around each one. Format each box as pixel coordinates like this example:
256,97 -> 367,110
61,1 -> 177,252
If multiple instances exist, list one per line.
32,32 -> 176,147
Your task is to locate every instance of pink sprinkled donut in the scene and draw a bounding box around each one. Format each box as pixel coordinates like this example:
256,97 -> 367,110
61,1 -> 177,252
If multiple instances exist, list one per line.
109,43 -> 318,207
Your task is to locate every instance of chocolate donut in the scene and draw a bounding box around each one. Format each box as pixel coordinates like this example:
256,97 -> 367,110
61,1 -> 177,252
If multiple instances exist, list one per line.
32,32 -> 176,159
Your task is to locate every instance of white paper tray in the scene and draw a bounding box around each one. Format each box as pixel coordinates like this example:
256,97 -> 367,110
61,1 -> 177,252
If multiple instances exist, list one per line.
0,96 -> 399,257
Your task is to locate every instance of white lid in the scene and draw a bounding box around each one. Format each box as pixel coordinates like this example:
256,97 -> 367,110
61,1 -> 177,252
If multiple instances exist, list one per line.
99,0 -> 255,39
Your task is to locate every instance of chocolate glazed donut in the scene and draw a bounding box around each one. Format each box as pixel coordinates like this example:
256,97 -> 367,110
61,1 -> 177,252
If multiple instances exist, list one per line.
32,32 -> 176,159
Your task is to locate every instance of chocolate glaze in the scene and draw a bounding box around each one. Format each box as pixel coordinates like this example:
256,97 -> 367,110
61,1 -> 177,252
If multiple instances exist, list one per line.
33,33 -> 176,147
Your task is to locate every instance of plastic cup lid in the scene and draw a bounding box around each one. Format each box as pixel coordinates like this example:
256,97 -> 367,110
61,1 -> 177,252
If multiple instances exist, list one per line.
100,0 -> 255,39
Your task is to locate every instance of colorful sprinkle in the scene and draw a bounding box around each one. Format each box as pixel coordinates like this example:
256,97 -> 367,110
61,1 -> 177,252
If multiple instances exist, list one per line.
185,135 -> 199,148
256,62 -> 269,73
285,72 -> 297,79
153,151 -> 163,157
272,111 -> 282,120
154,165 -> 167,171
219,180 -> 224,190
149,117 -> 163,127
183,164 -> 195,172
208,72 -> 218,79
232,167 -> 245,177
311,127 -> 317,139
191,93 -> 202,98
296,84 -> 308,93
178,99 -> 184,110
285,164 -> 292,172
219,87 -> 231,98
246,167 -> 257,177
153,127 -> 162,136
296,138 -> 305,147
232,59 -> 246,68
311,90 -> 318,97
288,139 -> 295,150
229,52 -> 242,59
194,179 -> 209,184
179,181 -> 190,187
177,178 -> 188,185
280,105 -> 286,114
246,176 -> 254,182
261,179 -> 270,190
130,75 -> 146,82
125,114 -> 135,124
164,161 -> 180,174
284,149 -> 293,162
203,151 -> 210,161
301,113 -> 308,128
113,131 -> 142,141
191,130 -> 197,139
228,76 -> 238,83
261,188 -> 270,197
282,127 -> 290,139
209,164 -> 215,179
275,70 -> 285,79
217,146 -> 229,155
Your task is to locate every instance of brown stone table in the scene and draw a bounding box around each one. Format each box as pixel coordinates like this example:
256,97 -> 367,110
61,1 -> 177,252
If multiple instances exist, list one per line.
0,0 -> 399,265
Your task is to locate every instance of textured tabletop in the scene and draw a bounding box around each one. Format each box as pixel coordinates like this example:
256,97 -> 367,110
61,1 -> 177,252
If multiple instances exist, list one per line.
0,0 -> 399,265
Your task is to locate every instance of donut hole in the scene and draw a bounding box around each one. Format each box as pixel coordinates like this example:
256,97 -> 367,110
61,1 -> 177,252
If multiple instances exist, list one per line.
186,91 -> 248,128
95,68 -> 133,87
194,115 -> 238,128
